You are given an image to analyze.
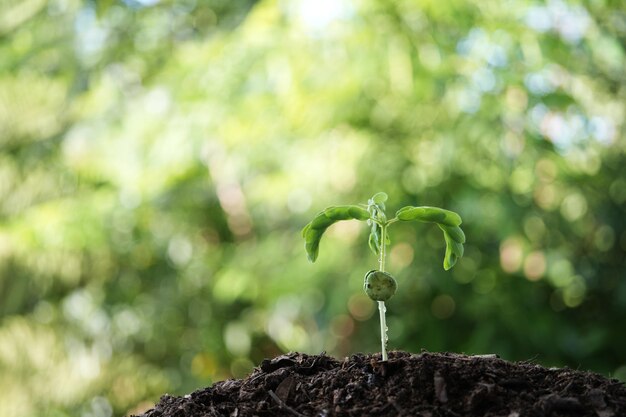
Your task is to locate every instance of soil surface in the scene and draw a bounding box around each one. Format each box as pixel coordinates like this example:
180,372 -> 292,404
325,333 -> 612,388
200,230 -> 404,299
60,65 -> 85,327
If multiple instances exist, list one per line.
132,351 -> 626,417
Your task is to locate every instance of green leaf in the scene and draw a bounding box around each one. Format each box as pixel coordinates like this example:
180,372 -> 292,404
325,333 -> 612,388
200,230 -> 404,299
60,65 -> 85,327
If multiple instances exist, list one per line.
310,213 -> 335,229
443,243 -> 458,271
369,192 -> 387,212
369,223 -> 380,253
302,205 -> 370,262
368,232 -> 379,255
444,231 -> 464,258
438,224 -> 466,244
348,206 -> 371,220
396,206 -> 462,227
304,228 -> 323,262
371,192 -> 388,204
442,229 -> 464,270
324,205 -> 369,221
394,206 -> 464,270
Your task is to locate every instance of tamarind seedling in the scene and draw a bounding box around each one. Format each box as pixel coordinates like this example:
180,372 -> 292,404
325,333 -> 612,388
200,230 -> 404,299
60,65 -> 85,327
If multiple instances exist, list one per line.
302,192 -> 465,361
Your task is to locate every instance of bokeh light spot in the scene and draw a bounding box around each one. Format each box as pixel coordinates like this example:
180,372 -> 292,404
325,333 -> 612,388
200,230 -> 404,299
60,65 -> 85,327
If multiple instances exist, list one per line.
390,242 -> 414,270
534,184 -> 559,211
230,357 -> 254,379
563,276 -> 586,308
347,294 -> 375,321
509,167 -> 534,195
224,323 -> 251,356
500,237 -> 523,273
505,86 -> 528,113
286,188 -> 312,213
191,353 -> 217,379
524,216 -> 546,242
431,295 -> 456,319
523,251 -> 546,281
330,314 -> 355,338
167,235 -> 193,267
547,259 -> 574,288
594,225 -> 615,252
535,159 -> 557,183
560,193 -> 588,221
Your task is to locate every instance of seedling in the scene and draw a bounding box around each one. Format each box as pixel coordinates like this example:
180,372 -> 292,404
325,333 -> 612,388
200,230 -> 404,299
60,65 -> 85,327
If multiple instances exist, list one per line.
302,192 -> 465,361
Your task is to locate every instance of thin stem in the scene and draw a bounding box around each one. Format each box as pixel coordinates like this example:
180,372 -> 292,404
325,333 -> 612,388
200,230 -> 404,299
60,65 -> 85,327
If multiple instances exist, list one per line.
378,223 -> 389,361
378,223 -> 387,272
378,301 -> 388,361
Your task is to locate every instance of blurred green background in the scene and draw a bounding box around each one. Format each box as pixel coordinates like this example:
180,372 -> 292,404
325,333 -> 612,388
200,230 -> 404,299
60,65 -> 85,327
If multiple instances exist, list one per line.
1,0 -> 626,415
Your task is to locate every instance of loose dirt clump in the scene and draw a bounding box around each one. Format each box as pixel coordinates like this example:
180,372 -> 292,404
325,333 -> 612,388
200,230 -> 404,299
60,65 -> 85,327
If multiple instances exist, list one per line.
133,351 -> 626,417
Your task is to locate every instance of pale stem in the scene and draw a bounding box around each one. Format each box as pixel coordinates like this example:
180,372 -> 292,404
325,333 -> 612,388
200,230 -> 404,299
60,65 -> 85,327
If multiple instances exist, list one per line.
378,223 -> 387,272
378,301 -> 388,361
378,223 -> 389,361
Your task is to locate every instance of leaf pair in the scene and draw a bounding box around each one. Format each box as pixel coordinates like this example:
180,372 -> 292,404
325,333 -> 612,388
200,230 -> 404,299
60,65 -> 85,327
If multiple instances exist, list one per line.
302,197 -> 465,271
302,205 -> 370,262
396,206 -> 465,270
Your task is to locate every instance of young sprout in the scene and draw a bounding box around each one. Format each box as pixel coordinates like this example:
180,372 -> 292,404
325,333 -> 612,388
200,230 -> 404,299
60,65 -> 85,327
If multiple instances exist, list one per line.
302,192 -> 465,361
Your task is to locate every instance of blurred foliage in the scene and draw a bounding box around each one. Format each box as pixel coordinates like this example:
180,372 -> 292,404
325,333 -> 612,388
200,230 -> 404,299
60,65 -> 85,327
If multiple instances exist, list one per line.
1,0 -> 626,415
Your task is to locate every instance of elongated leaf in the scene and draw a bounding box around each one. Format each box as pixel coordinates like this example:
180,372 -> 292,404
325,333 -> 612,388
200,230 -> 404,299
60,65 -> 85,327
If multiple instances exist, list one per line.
443,243 -> 458,271
443,231 -> 464,258
324,205 -> 370,221
441,229 -> 464,270
395,205 -> 464,270
438,224 -> 466,244
304,228 -> 323,262
368,232 -> 379,255
369,223 -> 380,254
302,205 -> 370,262
310,213 -> 335,229
396,206 -> 462,227
348,206 -> 371,220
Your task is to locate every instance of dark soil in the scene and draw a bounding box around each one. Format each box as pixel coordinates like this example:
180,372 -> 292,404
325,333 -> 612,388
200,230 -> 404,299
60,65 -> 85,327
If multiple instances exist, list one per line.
133,351 -> 626,417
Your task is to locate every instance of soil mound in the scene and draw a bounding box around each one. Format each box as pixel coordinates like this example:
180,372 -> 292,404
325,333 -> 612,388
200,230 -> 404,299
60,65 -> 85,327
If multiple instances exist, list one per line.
133,351 -> 626,417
